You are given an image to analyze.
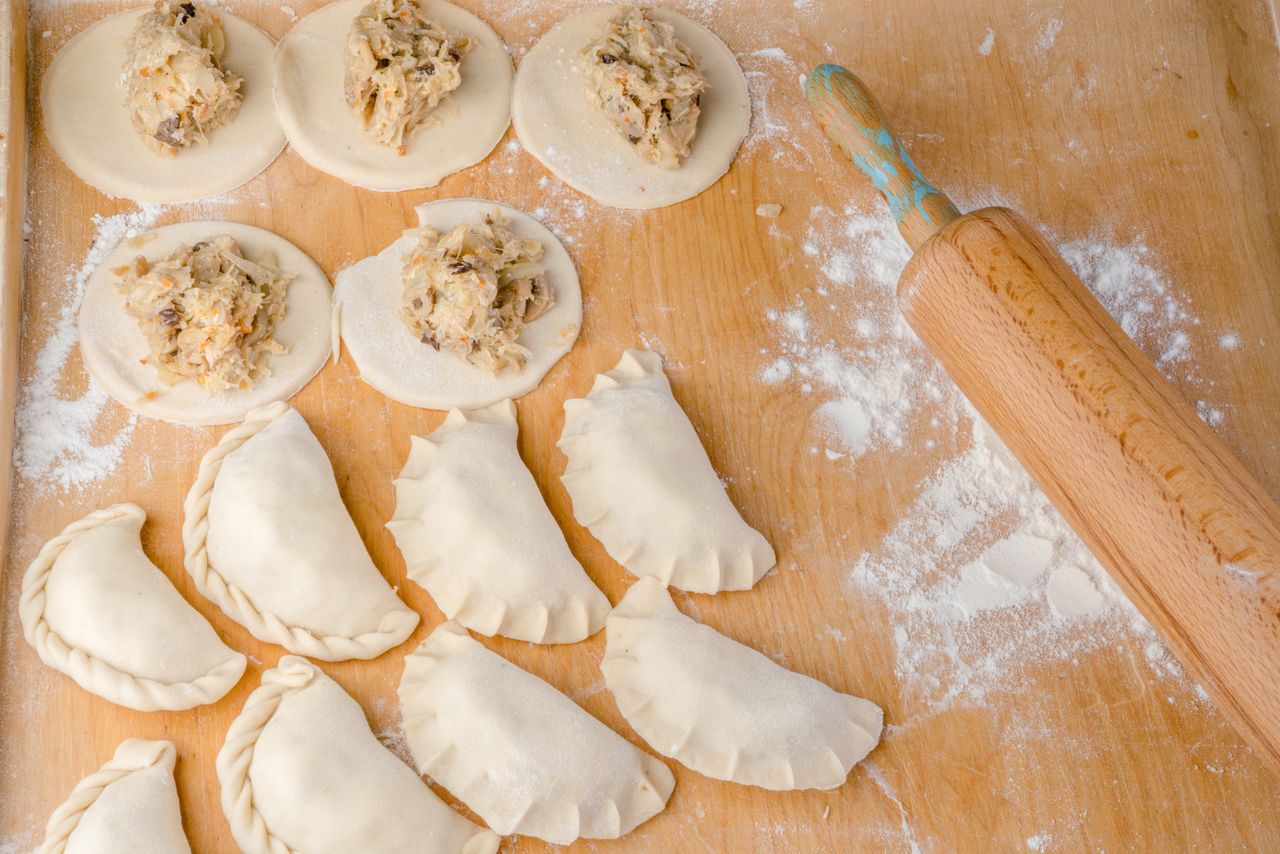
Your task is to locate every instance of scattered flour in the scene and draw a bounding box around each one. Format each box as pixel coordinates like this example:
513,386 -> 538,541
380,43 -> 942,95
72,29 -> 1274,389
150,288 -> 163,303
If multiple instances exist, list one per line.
978,28 -> 996,56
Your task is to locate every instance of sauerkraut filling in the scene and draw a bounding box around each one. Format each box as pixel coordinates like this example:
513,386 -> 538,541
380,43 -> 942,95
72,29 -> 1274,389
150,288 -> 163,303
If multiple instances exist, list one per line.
400,214 -> 553,374
115,236 -> 291,392
123,1 -> 244,156
583,7 -> 708,169
345,0 -> 472,154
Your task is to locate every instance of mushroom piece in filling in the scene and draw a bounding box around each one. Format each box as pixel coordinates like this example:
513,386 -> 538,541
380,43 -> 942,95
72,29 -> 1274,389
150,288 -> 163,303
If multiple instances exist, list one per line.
123,0 -> 244,155
344,0 -> 472,154
582,6 -> 709,169
400,213 -> 553,375
115,235 -> 291,392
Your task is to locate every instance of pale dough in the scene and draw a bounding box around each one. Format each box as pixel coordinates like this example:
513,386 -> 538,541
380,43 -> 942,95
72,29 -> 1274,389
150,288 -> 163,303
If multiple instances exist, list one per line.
398,621 -> 675,844
603,578 -> 884,791
41,8 -> 284,204
40,739 -> 190,854
218,656 -> 498,854
335,199 -> 581,409
512,5 -> 751,209
183,402 -> 419,661
559,349 -> 776,593
274,0 -> 512,191
19,503 -> 246,712
387,399 -> 610,643
79,220 -> 332,426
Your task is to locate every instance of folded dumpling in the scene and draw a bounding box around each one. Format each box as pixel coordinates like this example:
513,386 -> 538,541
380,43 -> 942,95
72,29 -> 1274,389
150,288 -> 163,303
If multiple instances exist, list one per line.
398,621 -> 675,844
39,738 -> 190,854
218,656 -> 498,854
183,402 -> 419,661
20,503 -> 246,711
558,348 -> 775,593
602,578 -> 883,790
387,399 -> 610,644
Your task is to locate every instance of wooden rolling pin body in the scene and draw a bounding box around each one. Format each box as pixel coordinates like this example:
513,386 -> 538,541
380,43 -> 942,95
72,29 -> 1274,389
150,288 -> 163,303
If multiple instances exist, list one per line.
807,65 -> 1280,770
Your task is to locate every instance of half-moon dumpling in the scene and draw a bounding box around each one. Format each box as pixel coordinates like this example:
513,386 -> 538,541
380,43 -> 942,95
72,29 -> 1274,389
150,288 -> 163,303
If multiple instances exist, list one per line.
602,578 -> 883,791
218,656 -> 498,854
20,504 -> 246,712
558,348 -> 775,593
40,738 -> 190,854
387,399 -> 610,643
183,401 -> 419,661
398,621 -> 675,844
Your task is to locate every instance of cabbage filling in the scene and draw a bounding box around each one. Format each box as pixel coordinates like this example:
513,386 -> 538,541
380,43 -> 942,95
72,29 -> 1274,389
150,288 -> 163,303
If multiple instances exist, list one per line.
400,214 -> 553,374
123,1 -> 243,156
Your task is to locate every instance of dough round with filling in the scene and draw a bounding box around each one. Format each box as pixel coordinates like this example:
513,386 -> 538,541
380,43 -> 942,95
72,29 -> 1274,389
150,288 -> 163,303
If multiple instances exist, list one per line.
274,0 -> 513,191
78,220 -> 332,426
512,6 -> 751,209
41,8 -> 285,204
335,199 -> 581,410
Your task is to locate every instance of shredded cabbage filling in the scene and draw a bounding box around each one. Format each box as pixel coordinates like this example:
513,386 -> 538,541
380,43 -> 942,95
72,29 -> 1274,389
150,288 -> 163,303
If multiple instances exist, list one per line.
115,235 -> 291,392
123,1 -> 243,156
583,7 -> 708,169
345,0 -> 471,154
400,213 -> 553,374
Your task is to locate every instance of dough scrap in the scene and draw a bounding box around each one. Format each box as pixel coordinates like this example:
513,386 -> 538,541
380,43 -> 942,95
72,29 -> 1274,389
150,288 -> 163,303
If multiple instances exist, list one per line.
39,739 -> 190,854
387,399 -> 610,643
398,621 -> 675,844
183,402 -> 419,661
603,578 -> 883,790
41,8 -> 284,203
513,5 -> 750,209
274,0 -> 512,191
79,220 -> 332,426
19,503 -> 246,712
558,349 -> 775,593
218,656 -> 498,854
335,199 -> 581,410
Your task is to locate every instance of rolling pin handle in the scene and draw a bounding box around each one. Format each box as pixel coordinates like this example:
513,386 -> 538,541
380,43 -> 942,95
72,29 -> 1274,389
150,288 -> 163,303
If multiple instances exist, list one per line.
805,64 -> 960,250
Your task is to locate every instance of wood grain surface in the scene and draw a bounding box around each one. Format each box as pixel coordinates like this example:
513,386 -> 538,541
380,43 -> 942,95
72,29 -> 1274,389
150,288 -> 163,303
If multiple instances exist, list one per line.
4,1 -> 1280,852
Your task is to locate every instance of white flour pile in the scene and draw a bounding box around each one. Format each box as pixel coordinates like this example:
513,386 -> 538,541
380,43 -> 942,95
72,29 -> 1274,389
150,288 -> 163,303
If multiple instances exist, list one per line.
761,202 -> 1223,712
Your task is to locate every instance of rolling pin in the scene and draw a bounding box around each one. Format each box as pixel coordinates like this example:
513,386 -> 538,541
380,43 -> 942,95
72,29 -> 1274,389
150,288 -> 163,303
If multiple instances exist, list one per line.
805,64 -> 1280,771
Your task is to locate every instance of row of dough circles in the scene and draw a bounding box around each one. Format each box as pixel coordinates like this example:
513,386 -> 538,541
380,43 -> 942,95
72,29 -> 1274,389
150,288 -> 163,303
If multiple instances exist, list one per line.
42,2 -> 752,207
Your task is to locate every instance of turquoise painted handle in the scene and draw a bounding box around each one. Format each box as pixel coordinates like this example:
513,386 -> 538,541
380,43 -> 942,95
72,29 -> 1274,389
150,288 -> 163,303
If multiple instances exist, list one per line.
805,64 -> 959,250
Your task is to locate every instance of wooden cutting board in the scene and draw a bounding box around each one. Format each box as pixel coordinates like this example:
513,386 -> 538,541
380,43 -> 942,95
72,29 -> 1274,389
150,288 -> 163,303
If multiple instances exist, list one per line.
3,1 -> 1280,851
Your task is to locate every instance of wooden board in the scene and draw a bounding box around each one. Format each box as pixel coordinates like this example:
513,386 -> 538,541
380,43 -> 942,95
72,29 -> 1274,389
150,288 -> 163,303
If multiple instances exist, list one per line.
4,0 -> 1280,851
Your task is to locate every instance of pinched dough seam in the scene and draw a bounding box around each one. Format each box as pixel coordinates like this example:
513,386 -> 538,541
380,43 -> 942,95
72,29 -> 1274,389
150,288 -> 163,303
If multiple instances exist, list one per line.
182,400 -> 415,661
216,657 -> 314,854
19,503 -> 245,712
40,739 -> 175,854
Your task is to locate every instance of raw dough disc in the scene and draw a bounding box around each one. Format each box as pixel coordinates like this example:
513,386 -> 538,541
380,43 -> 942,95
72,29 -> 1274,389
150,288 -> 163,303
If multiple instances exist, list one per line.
79,221 -> 332,426
274,0 -> 513,192
335,199 -> 581,410
41,8 -> 285,204
512,5 -> 751,210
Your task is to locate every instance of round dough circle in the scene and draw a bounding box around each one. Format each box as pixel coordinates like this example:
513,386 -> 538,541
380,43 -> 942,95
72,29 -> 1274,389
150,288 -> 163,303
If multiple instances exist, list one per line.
335,199 -> 581,410
512,5 -> 751,210
41,8 -> 285,204
274,0 -> 513,192
79,221 -> 332,426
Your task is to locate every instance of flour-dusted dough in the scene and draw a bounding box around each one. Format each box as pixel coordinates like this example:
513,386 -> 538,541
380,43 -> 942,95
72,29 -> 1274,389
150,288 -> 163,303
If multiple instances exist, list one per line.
41,8 -> 284,204
19,504 -> 246,712
39,739 -> 190,854
388,399 -> 610,643
274,0 -> 512,191
559,349 -> 775,593
218,656 -> 498,854
79,220 -> 332,426
335,199 -> 581,409
603,578 -> 883,790
513,6 -> 751,209
398,621 -> 675,844
183,402 -> 419,661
